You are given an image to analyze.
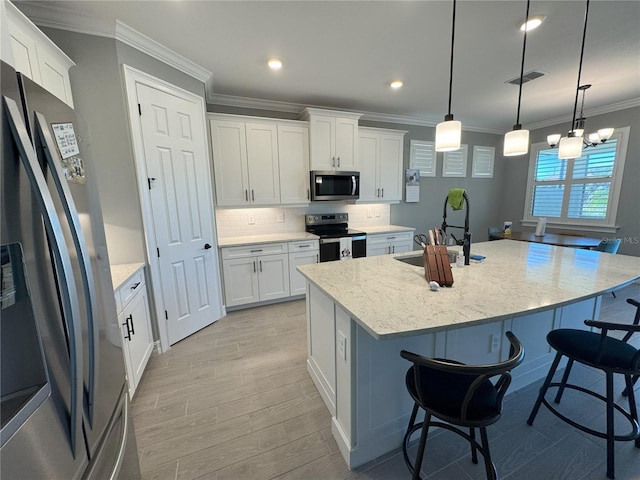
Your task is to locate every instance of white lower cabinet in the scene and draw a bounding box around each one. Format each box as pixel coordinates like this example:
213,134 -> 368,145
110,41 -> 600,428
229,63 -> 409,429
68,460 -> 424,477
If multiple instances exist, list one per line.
115,267 -> 153,399
221,243 -> 290,307
366,231 -> 414,257
288,240 -> 319,296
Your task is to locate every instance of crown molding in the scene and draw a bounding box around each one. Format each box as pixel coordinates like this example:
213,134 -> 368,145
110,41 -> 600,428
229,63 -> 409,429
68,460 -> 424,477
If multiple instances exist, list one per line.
207,94 -> 503,134
526,97 -> 640,131
12,1 -> 212,84
114,21 -> 211,83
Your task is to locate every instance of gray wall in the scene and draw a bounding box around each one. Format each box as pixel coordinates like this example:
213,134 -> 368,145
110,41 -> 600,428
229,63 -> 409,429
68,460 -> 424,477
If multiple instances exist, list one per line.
500,106 -> 640,256
42,27 -> 208,264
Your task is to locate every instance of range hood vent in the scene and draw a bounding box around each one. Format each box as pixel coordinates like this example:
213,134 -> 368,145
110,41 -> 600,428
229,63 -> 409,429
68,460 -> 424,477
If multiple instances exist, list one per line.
505,70 -> 547,85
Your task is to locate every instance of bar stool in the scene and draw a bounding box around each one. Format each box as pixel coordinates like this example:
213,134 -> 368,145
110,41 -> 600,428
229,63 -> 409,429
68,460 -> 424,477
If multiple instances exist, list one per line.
527,298 -> 640,479
400,331 -> 524,480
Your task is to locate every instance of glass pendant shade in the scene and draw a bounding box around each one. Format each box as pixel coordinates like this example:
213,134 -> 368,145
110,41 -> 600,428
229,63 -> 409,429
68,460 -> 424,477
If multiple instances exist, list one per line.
547,134 -> 561,147
573,128 -> 584,138
597,127 -> 614,141
435,119 -> 462,152
588,132 -> 601,144
503,128 -> 530,156
558,135 -> 583,159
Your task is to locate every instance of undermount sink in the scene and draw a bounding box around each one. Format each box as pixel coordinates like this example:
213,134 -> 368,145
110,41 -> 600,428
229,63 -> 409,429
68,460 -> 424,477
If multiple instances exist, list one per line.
395,254 -> 424,267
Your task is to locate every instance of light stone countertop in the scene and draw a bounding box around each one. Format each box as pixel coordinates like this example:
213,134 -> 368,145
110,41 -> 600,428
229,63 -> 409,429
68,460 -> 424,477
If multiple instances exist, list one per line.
297,240 -> 640,340
110,263 -> 145,291
218,232 -> 319,248
351,225 -> 416,235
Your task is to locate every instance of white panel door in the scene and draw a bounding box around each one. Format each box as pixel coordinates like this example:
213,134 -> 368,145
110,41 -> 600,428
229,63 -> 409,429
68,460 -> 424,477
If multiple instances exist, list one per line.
379,134 -> 403,201
278,124 -> 310,204
210,119 -> 249,206
358,130 -> 379,201
245,122 -> 280,204
136,83 -> 223,345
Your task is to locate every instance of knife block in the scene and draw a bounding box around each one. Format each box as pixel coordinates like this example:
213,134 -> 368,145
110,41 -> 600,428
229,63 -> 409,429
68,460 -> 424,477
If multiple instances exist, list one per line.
424,245 -> 454,287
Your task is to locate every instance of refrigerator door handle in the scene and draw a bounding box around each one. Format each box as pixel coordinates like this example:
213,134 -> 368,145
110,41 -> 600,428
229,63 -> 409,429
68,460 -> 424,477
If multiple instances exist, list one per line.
4,96 -> 84,457
34,112 -> 99,426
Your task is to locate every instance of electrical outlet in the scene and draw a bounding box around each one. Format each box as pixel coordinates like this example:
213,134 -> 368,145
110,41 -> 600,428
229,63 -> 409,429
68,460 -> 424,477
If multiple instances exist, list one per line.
367,209 -> 372,218
490,334 -> 500,353
337,331 -> 347,361
248,215 -> 255,225
277,211 -> 284,223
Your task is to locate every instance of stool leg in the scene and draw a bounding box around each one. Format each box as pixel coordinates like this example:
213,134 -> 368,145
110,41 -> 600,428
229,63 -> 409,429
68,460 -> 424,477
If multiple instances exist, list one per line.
470,428 -> 478,464
480,427 -> 496,480
412,413 -> 431,480
528,352 -> 563,425
606,372 -> 615,479
403,403 -> 420,473
625,375 -> 640,449
554,358 -> 574,404
622,375 -> 638,397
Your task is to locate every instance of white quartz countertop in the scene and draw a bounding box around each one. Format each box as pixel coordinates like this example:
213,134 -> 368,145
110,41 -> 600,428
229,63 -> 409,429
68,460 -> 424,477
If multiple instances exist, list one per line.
351,225 -> 416,235
110,263 -> 145,291
218,232 -> 319,248
297,240 -> 640,340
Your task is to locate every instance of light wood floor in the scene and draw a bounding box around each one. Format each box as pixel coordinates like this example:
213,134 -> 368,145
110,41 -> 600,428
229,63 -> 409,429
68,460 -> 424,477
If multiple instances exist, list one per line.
131,284 -> 640,480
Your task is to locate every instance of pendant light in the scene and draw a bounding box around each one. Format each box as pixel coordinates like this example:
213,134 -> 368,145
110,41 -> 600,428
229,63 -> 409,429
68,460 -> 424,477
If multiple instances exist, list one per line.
503,0 -> 531,157
557,0 -> 590,160
435,0 -> 461,152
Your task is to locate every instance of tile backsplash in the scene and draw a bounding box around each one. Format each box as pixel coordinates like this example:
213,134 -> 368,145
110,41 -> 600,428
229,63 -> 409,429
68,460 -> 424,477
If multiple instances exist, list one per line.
215,204 -> 391,238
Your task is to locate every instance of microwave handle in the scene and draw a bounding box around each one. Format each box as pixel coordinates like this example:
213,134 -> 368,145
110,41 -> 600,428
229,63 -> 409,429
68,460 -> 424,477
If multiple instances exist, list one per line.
351,175 -> 357,195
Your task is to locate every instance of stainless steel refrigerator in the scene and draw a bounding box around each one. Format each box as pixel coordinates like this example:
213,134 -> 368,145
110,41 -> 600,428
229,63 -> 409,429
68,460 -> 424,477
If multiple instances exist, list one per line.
1,60 -> 141,479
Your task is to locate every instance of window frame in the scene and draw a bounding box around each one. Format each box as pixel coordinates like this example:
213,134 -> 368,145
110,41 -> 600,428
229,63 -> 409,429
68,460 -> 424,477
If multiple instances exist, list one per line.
522,126 -> 629,233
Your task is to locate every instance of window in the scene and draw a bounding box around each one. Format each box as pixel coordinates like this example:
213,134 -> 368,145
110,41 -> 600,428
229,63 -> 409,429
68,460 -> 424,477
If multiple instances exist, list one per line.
442,144 -> 468,177
523,127 -> 629,231
409,140 -> 436,177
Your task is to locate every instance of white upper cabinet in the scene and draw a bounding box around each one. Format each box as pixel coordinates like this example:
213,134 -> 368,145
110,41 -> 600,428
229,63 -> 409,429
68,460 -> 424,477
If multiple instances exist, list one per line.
358,127 -> 406,202
278,124 -> 310,204
209,114 -> 311,207
4,1 -> 75,107
300,108 -> 361,171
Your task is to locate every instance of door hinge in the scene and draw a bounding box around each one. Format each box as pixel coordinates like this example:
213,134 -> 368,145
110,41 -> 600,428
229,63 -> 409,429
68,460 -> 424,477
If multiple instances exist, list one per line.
157,247 -> 160,257
165,310 -> 168,320
138,103 -> 142,116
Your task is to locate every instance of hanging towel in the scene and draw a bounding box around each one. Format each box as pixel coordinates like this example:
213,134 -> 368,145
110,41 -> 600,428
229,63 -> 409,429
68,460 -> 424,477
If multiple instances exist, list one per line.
448,188 -> 466,211
339,237 -> 353,260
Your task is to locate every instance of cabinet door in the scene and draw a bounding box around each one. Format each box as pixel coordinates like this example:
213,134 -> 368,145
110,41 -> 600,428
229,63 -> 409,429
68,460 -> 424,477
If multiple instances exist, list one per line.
391,241 -> 412,255
334,117 -> 359,170
378,134 -> 404,201
289,250 -> 319,296
358,130 -> 380,201
7,16 -> 42,83
246,122 -> 280,204
222,257 -> 260,307
118,310 -> 135,399
125,287 -> 154,395
278,124 -> 310,204
210,119 -> 249,206
309,116 -> 336,170
37,44 -> 74,107
258,253 -> 290,301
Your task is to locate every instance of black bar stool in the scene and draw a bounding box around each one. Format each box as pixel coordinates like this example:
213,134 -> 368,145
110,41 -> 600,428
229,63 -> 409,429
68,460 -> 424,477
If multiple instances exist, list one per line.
400,331 -> 524,480
527,298 -> 640,479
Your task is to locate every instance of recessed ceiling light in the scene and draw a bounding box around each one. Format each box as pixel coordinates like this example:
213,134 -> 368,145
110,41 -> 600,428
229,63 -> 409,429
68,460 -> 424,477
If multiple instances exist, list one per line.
267,58 -> 283,70
390,80 -> 403,89
520,15 -> 546,32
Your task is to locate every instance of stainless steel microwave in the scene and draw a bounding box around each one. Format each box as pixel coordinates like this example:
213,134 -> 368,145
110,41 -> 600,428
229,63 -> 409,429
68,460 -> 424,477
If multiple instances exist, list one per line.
310,171 -> 360,201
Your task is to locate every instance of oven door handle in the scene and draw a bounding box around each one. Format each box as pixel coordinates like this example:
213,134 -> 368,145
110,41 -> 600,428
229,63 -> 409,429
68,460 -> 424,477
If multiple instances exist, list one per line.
319,238 -> 340,245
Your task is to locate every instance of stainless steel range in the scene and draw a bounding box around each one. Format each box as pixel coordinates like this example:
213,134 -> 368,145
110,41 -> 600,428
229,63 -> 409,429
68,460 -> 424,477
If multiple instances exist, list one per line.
305,213 -> 366,262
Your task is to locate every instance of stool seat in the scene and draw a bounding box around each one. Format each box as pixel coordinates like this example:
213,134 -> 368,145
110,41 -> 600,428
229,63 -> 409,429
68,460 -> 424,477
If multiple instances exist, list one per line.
548,328 -> 639,372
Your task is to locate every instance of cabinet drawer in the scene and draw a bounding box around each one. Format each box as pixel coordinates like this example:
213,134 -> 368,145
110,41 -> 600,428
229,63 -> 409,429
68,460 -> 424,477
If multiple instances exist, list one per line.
119,270 -> 145,308
367,231 -> 413,246
288,240 -> 319,253
221,242 -> 287,259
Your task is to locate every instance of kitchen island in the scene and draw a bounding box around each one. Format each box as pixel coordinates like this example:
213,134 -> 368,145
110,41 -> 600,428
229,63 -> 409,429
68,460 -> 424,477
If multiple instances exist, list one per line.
296,240 -> 640,468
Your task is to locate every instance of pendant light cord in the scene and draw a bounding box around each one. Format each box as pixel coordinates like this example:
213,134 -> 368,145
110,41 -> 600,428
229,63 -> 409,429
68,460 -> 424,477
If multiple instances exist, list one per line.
515,0 -> 531,127
569,0 -> 590,135
446,0 -> 457,117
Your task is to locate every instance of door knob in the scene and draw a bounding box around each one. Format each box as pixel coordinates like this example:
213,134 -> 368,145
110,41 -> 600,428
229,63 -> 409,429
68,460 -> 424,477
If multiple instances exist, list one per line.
204,243 -> 212,250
